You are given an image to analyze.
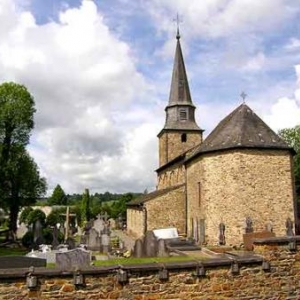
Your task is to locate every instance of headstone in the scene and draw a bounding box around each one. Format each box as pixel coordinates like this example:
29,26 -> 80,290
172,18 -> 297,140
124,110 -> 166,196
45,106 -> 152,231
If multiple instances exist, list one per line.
16,223 -> 28,239
144,231 -> 158,257
265,222 -> 273,232
33,220 -> 43,243
218,222 -> 226,245
87,228 -> 101,251
286,217 -> 294,236
157,239 -> 169,257
199,219 -> 205,245
133,239 -> 143,258
193,218 -> 199,242
245,217 -> 254,233
66,237 -> 76,250
101,233 -> 110,254
56,248 -> 90,271
153,228 -> 179,240
0,256 -> 46,269
93,216 -> 105,234
52,227 -> 60,250
109,218 -> 116,229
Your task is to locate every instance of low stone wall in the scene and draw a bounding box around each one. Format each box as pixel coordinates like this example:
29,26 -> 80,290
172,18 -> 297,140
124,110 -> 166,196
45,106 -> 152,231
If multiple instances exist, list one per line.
1,237 -> 300,299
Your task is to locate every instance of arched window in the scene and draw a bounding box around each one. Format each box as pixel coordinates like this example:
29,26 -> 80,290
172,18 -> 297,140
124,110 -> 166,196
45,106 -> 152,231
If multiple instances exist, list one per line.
181,133 -> 187,142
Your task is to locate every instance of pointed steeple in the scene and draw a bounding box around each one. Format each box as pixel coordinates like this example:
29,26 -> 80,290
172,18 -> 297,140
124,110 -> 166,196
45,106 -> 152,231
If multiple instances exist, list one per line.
162,34 -> 201,131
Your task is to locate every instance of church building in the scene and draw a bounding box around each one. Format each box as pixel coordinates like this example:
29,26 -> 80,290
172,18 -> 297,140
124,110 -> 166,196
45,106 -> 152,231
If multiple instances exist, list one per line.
127,32 -> 297,246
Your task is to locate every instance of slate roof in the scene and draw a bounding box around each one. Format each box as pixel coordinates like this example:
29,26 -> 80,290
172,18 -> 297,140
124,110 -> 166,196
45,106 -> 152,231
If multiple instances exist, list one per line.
159,34 -> 202,133
186,103 -> 294,162
127,184 -> 185,207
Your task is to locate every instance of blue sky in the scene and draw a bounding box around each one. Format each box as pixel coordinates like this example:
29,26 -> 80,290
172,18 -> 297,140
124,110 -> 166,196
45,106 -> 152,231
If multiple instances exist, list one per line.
1,0 -> 300,194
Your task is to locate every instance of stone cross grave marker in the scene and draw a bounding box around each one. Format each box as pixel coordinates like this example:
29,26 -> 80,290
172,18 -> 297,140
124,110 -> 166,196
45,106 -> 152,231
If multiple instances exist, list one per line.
56,248 -> 90,271
93,215 -> 105,234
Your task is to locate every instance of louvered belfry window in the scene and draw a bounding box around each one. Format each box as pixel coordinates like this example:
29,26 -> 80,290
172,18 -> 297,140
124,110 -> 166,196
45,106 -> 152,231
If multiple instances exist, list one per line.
179,109 -> 187,120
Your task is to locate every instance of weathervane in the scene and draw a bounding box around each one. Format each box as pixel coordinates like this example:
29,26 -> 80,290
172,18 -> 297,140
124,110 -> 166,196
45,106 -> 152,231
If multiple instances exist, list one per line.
240,91 -> 247,103
173,13 -> 182,39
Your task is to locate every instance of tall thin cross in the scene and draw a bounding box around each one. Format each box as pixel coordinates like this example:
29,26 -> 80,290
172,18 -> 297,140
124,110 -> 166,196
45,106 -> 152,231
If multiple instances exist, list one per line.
173,13 -> 182,39
240,91 -> 247,103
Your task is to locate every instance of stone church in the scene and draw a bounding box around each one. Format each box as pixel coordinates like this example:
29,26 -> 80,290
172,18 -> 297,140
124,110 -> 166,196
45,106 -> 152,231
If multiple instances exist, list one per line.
127,32 -> 297,245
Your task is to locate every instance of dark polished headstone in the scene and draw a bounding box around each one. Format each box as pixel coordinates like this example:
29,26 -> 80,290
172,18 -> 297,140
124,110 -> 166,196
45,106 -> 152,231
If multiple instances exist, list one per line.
0,256 -> 46,269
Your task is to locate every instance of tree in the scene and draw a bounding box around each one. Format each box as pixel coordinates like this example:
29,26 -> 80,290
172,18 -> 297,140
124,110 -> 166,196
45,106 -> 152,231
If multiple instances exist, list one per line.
48,184 -> 67,205
279,125 -> 300,200
80,188 -> 91,226
5,149 -> 46,232
0,82 -> 46,233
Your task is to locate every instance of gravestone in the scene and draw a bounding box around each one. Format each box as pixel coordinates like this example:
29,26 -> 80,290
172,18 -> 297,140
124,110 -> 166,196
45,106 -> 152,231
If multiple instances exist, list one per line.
286,217 -> 294,236
16,223 -> 28,239
66,237 -> 76,250
33,220 -> 43,244
101,233 -> 110,254
109,218 -> 116,229
218,222 -> 226,245
133,239 -> 143,258
52,227 -> 60,250
157,239 -> 169,257
56,248 -> 90,270
93,216 -> 105,234
199,219 -> 205,245
144,231 -> 158,257
87,228 -> 101,251
245,217 -> 254,233
0,256 -> 46,269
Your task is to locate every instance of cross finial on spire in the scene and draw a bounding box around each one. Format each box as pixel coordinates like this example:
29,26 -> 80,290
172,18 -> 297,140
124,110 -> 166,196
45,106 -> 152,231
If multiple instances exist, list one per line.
173,13 -> 182,40
240,91 -> 247,103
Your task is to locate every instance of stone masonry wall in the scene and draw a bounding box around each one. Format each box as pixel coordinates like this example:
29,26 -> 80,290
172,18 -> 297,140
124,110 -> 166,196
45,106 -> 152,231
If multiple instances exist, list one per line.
186,149 -> 296,245
145,185 -> 186,235
1,237 -> 300,299
126,208 -> 144,238
157,163 -> 185,190
159,131 -> 202,167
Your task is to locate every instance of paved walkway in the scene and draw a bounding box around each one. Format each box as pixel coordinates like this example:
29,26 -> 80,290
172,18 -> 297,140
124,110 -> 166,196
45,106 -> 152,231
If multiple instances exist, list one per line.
113,230 -> 135,250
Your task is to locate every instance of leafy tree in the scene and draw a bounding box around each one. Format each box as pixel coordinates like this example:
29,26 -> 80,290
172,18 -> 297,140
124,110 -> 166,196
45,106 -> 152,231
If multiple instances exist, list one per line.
279,126 -> 300,200
46,209 -> 64,227
27,209 -> 46,226
48,184 -> 67,205
0,82 -> 46,233
19,206 -> 34,224
80,188 -> 91,226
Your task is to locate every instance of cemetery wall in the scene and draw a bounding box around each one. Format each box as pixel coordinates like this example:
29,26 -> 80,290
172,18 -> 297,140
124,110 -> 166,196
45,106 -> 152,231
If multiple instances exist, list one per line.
158,131 -> 202,167
157,163 -> 185,190
186,148 -> 296,245
1,237 -> 300,299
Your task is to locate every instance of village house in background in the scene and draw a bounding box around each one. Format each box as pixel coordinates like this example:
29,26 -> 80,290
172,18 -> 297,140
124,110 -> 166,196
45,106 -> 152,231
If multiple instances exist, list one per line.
126,30 -> 298,246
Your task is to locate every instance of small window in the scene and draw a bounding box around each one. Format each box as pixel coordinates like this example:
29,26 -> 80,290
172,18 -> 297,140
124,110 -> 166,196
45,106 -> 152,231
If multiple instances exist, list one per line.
181,133 -> 187,143
179,109 -> 187,121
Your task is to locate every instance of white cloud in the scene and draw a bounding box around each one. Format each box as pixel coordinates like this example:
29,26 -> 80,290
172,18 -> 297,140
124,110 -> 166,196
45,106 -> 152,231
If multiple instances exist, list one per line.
264,65 -> 300,131
147,0 -> 298,39
0,0 -> 156,194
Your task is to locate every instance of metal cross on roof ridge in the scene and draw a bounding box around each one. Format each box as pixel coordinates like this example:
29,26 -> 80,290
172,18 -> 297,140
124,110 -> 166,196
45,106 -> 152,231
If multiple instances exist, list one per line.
240,91 -> 247,103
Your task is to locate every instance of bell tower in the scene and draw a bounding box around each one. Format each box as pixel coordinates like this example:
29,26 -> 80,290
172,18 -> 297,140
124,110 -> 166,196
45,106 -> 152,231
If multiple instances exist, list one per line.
158,30 -> 203,167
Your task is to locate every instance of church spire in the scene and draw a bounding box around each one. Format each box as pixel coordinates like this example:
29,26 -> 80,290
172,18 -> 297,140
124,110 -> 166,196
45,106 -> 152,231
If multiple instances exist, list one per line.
162,33 -> 201,131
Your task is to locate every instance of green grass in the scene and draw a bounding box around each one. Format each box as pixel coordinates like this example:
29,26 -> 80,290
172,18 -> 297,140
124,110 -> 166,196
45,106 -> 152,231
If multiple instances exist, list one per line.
93,255 -> 201,266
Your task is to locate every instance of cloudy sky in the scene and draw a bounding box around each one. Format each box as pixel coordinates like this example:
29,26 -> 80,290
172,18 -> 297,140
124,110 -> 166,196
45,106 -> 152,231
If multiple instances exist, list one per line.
1,0 -> 300,195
